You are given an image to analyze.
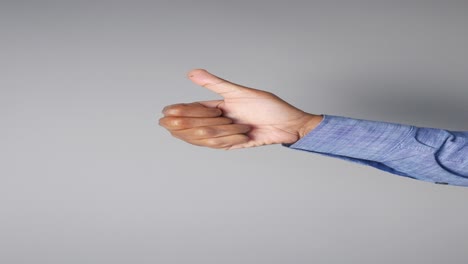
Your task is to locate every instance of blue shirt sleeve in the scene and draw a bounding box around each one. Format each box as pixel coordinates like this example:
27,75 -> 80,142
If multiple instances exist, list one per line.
284,115 -> 468,187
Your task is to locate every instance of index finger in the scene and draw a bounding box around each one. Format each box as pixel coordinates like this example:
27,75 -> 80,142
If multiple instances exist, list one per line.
162,102 -> 222,118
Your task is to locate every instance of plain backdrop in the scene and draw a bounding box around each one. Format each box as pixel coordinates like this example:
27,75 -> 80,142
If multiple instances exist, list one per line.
1,1 -> 467,264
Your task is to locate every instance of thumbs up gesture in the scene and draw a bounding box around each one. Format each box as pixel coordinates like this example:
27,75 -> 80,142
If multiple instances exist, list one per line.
159,69 -> 323,150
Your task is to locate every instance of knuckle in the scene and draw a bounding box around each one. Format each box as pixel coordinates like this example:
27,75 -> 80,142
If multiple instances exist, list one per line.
203,80 -> 226,89
194,127 -> 214,137
169,118 -> 187,128
206,138 -> 222,147
167,108 -> 183,116
160,117 -> 188,129
163,104 -> 186,116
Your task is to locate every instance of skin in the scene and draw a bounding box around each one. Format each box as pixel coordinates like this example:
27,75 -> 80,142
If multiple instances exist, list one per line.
159,69 -> 324,150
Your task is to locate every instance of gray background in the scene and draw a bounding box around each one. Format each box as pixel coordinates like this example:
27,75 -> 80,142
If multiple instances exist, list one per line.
1,1 -> 467,263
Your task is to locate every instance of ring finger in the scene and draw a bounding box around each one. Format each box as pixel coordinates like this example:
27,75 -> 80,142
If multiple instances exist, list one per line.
171,124 -> 251,140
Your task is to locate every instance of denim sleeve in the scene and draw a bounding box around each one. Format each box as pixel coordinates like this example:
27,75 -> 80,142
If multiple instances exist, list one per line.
285,115 -> 468,187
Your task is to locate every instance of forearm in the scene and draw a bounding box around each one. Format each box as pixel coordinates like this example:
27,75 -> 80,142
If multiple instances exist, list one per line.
285,115 -> 468,187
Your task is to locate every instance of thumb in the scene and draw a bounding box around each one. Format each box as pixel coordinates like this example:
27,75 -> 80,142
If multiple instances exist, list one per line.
187,69 -> 249,97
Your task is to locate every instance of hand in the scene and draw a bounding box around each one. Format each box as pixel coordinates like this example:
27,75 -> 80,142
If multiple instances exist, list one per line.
159,69 -> 323,150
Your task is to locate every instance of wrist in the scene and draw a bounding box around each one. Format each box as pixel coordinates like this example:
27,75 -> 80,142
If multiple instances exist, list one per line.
298,114 -> 323,139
